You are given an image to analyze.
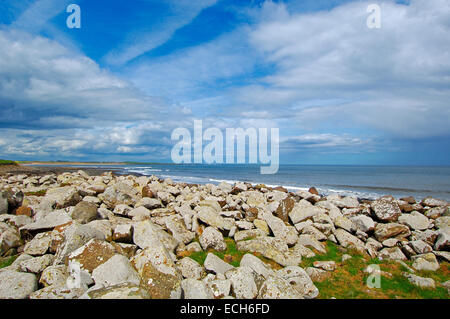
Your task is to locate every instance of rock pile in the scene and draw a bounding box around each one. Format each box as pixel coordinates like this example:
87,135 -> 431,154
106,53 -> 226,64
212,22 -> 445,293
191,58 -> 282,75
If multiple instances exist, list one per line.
0,170 -> 449,299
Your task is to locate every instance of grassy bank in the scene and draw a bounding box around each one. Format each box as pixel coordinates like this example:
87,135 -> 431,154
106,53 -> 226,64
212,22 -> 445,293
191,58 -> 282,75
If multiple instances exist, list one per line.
0,160 -> 18,166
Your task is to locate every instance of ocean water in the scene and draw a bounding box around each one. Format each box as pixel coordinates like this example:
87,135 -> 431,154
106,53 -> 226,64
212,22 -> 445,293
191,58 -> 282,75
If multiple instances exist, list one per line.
30,164 -> 450,201
120,164 -> 450,202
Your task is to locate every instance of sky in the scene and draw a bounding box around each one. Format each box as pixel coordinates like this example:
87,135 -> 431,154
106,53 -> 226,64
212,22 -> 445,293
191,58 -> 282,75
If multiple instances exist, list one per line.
0,0 -> 449,165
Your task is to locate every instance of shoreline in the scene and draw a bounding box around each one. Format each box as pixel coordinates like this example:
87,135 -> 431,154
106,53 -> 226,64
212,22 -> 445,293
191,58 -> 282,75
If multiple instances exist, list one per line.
0,168 -> 448,299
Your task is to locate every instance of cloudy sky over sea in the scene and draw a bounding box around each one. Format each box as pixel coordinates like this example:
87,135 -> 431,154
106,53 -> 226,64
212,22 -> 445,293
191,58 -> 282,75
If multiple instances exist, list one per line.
0,0 -> 449,164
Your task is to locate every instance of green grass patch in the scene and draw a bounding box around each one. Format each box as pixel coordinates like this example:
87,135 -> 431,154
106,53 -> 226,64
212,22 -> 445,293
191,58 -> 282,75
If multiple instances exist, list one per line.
0,255 -> 17,269
24,189 -> 47,197
0,160 -> 17,166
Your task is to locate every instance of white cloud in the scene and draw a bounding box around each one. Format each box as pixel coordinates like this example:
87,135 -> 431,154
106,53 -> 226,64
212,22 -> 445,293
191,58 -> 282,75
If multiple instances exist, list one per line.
240,0 -> 450,138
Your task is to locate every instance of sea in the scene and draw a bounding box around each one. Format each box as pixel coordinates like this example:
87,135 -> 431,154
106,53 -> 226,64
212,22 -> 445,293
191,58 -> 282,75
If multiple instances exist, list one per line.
33,164 -> 450,202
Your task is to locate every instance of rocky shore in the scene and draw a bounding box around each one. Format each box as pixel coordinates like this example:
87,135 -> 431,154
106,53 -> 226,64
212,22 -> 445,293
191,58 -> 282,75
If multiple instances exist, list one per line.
0,170 -> 449,299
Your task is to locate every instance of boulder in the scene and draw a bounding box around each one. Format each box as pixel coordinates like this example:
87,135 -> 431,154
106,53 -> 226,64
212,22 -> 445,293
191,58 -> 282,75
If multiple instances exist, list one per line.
71,201 -> 98,224
54,223 -> 105,265
92,254 -> 141,287
98,182 -> 138,209
20,209 -> 72,232
404,273 -> 435,289
132,220 -> 178,252
176,257 -> 205,280
421,197 -> 448,208
225,266 -> 258,299
236,236 -> 302,267
43,186 -> 81,209
289,203 -> 326,224
261,211 -> 298,246
181,278 -> 214,299
434,231 -> 449,251
333,229 -> 366,254
204,253 -> 234,275
39,265 -> 69,287
83,283 -> 150,299
240,254 -> 274,280
275,197 -> 295,223
257,275 -> 304,299
374,223 -> 411,242
313,261 -> 336,271
113,224 -> 133,243
199,226 -> 227,251
398,212 -> 430,231
30,286 -> 86,299
19,254 -> 54,274
412,253 -> 440,271
131,244 -> 182,299
276,266 -> 318,298
378,247 -> 407,260
164,215 -> 195,244
0,222 -> 21,255
196,206 -> 234,230
0,270 -> 38,299
371,197 -> 402,222
350,215 -> 375,233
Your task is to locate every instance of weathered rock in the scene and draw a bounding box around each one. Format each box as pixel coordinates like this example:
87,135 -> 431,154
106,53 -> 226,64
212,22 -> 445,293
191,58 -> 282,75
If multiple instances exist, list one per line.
350,215 -> 375,233
333,229 -> 366,254
44,186 -> 82,209
177,257 -> 205,280
412,253 -> 440,271
275,197 -> 295,223
99,182 -> 138,209
181,278 -> 214,299
83,283 -> 150,299
0,191 -> 8,215
92,254 -> 140,287
234,229 -> 266,242
240,254 -> 274,279
371,197 -> 402,222
196,206 -> 234,230
421,197 -> 448,208
204,278 -> 231,299
204,253 -> 234,275
261,211 -> 298,246
301,225 -> 327,241
398,212 -> 430,231
39,265 -> 69,287
334,216 -> 355,233
20,209 -> 72,232
435,216 -> 450,229
434,231 -> 449,251
133,220 -> 178,252
0,270 -> 38,299
313,261 -> 336,271
404,273 -> 435,289
164,215 -> 195,244
257,275 -> 304,299
69,201 -> 97,224
276,266 -> 318,298
30,285 -> 86,299
297,234 -> 326,254
19,254 -> 54,273
289,203 -> 326,224
54,223 -> 105,265
378,247 -> 407,260
225,266 -> 258,299
199,226 -> 227,251
374,223 -> 411,242
424,206 -> 448,219
237,236 -> 302,267
113,224 -> 133,243
409,240 -> 433,254
0,222 -> 21,254
67,239 -> 117,286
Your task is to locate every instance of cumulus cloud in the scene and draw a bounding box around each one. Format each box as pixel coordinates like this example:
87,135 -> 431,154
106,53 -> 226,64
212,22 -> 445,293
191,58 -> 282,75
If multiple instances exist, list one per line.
242,0 -> 450,138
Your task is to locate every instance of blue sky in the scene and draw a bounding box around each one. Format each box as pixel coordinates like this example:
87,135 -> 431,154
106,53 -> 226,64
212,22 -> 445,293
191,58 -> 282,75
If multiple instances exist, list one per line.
0,0 -> 449,165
